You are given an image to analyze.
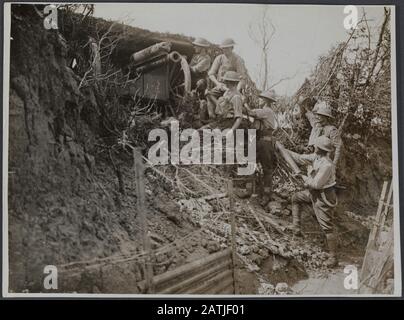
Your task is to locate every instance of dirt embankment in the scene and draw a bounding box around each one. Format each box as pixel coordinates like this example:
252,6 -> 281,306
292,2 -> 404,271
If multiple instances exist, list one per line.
338,136 -> 392,214
8,6 -> 200,293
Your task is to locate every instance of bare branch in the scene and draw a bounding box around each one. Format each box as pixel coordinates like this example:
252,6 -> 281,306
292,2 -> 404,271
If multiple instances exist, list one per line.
248,7 -> 277,90
268,70 -> 300,90
365,7 -> 390,86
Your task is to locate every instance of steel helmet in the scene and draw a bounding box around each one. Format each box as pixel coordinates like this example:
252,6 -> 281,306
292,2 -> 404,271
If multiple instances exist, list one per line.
259,89 -> 277,102
314,101 -> 334,118
192,37 -> 210,47
314,135 -> 333,152
222,71 -> 241,82
220,38 -> 236,48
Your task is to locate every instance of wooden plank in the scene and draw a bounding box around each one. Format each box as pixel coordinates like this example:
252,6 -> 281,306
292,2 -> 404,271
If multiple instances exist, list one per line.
134,148 -> 154,293
160,259 -> 232,294
254,210 -> 287,235
248,205 -> 278,244
212,277 -> 234,294
369,181 -> 389,244
360,181 -> 388,279
367,228 -> 394,291
380,181 -> 393,231
360,227 -> 394,293
154,252 -> 231,291
228,179 -> 238,294
198,192 -> 227,201
138,249 -> 231,291
187,269 -> 233,294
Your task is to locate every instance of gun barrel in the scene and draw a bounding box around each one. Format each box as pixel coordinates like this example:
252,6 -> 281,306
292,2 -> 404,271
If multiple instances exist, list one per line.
131,42 -> 172,66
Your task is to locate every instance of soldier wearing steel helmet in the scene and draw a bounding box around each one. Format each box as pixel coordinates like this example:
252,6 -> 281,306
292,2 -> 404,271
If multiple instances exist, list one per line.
306,100 -> 343,166
284,135 -> 339,267
189,38 -> 212,121
206,38 -> 247,120
248,89 -> 278,207
190,37 -> 211,77
202,70 -> 245,133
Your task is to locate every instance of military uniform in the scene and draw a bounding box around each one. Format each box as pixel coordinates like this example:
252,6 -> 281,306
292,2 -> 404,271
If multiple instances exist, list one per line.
289,151 -> 337,233
306,102 -> 342,165
189,38 -> 212,122
205,87 -> 244,130
209,53 -> 246,83
288,135 -> 339,267
201,73 -> 245,176
190,53 -> 211,74
206,39 -> 247,118
190,53 -> 211,99
308,120 -> 342,164
250,106 -> 277,200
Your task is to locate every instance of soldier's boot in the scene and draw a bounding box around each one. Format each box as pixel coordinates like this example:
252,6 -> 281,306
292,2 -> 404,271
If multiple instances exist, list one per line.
324,233 -> 339,268
260,195 -> 271,208
199,100 -> 209,123
235,182 -> 253,199
259,187 -> 272,208
290,203 -> 302,236
206,96 -> 217,119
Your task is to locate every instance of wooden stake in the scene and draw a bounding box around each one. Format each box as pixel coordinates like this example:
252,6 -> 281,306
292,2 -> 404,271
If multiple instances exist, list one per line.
134,148 -> 154,293
360,181 -> 388,280
369,181 -> 389,245
227,179 -> 238,294
380,181 -> 393,231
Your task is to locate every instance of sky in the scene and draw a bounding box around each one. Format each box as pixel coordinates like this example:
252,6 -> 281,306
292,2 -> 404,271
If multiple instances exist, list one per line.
93,4 -> 387,96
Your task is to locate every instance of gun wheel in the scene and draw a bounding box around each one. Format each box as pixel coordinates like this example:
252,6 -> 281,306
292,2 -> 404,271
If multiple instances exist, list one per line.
168,56 -> 191,115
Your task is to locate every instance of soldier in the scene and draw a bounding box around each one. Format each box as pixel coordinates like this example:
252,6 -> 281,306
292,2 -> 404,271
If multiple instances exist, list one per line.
189,38 -> 212,122
206,38 -> 247,119
294,96 -> 317,148
201,70 -> 244,132
190,38 -> 211,75
248,90 -> 278,207
286,135 -> 339,267
306,101 -> 342,165
190,37 -> 211,96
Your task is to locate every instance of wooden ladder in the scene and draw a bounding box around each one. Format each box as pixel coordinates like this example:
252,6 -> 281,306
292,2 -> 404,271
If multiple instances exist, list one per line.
359,180 -> 394,293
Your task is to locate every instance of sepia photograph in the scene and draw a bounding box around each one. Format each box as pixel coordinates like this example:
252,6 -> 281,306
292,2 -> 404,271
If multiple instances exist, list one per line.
2,2 -> 401,296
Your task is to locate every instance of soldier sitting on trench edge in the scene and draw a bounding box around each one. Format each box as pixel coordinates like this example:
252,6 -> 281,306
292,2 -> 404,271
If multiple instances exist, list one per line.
189,37 -> 212,123
206,38 -> 247,120
201,70 -> 245,132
